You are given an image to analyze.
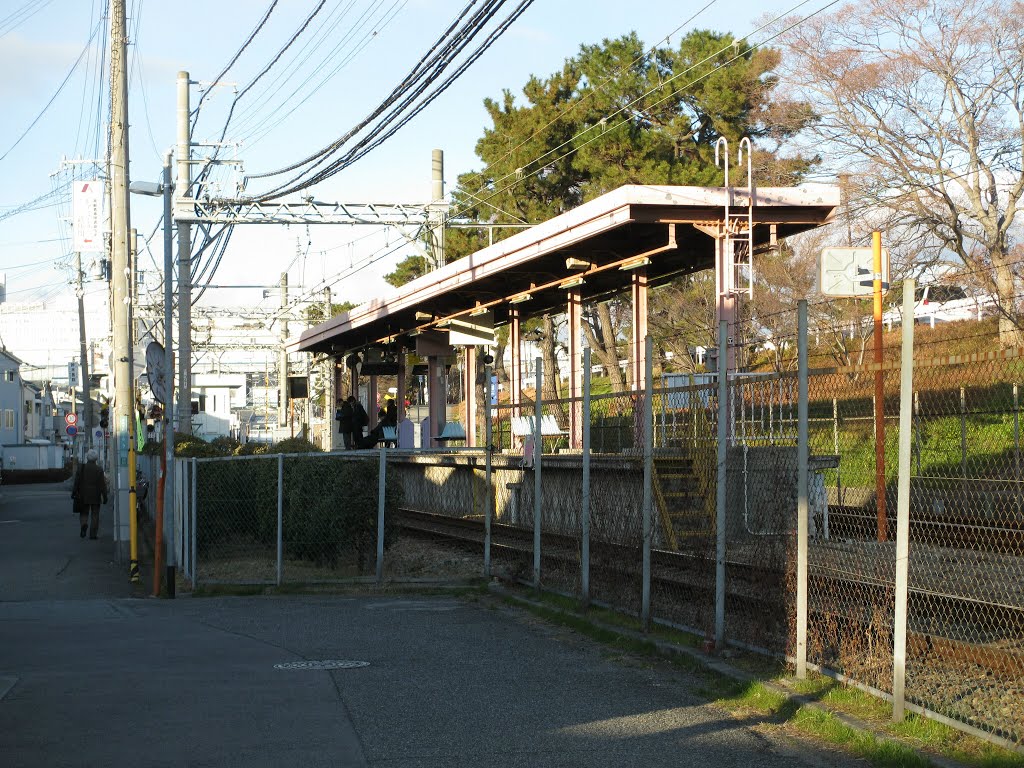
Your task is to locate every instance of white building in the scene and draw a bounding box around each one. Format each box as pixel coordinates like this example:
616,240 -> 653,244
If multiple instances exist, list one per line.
191,372 -> 247,441
0,294 -> 111,386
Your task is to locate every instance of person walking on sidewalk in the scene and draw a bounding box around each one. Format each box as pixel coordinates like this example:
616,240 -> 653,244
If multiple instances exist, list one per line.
71,449 -> 108,539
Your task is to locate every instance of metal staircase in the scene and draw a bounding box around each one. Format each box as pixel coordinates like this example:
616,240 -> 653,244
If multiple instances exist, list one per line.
653,448 -> 716,550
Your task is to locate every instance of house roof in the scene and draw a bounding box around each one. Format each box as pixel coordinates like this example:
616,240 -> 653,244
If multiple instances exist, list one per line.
0,347 -> 25,366
295,183 -> 840,356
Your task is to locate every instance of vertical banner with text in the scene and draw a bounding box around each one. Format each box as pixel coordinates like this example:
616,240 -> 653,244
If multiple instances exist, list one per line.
72,180 -> 105,253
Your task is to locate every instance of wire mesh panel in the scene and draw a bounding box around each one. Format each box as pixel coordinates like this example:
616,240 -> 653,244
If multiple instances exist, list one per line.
582,389 -> 646,616
724,371 -> 801,654
537,395 -> 584,598
195,454 -> 280,585
650,379 -> 717,636
280,453 -> 396,582
904,356 -> 1024,744
385,450 -> 489,582
806,364 -> 899,695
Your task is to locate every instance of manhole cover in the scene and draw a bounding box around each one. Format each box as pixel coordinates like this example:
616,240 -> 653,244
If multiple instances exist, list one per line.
274,660 -> 370,671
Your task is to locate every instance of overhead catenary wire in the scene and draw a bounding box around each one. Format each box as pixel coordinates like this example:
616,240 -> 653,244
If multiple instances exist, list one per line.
243,0 -> 536,200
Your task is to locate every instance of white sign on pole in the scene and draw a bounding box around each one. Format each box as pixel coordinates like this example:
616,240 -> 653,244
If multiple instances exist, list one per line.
72,180 -> 104,253
449,311 -> 495,346
819,247 -> 890,298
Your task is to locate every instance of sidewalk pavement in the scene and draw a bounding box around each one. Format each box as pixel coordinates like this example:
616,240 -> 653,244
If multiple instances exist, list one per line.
0,481 -> 868,768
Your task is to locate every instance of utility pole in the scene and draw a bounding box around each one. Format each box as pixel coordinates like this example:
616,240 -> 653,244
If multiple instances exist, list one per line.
428,149 -> 446,270
278,271 -> 288,430
176,71 -> 193,434
324,286 -> 334,449
109,0 -> 136,571
74,251 -> 91,445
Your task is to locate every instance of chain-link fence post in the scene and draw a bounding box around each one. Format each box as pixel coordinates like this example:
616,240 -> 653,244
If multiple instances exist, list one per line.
533,357 -> 543,590
642,335 -> 654,630
960,386 -> 968,480
892,278 -> 916,721
276,453 -> 283,587
581,347 -> 592,608
1014,383 -> 1020,489
797,300 -> 809,677
484,361 -> 493,579
377,445 -> 386,584
715,320 -> 728,649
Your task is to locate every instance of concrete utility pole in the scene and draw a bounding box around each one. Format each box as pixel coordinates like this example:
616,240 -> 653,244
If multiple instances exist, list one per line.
278,271 -> 288,429
74,251 -> 91,444
176,71 -> 193,434
428,149 -> 446,270
324,286 -> 335,449
109,0 -> 134,567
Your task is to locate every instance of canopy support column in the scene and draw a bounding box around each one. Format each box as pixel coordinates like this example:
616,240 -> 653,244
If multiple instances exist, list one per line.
509,306 -> 522,418
464,346 -> 478,447
428,355 -> 446,447
631,269 -> 649,391
567,289 -> 583,449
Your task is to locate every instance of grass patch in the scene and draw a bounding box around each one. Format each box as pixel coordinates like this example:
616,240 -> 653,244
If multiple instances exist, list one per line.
793,708 -> 931,768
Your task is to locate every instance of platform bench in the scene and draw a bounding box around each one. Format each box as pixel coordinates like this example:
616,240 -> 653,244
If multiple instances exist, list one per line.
510,414 -> 568,439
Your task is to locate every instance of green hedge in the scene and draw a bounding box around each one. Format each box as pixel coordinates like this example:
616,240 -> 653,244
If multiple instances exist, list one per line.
196,455 -> 401,570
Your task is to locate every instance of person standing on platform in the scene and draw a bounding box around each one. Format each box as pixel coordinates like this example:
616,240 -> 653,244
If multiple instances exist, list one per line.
71,449 -> 108,540
350,396 -> 369,447
337,398 -> 354,449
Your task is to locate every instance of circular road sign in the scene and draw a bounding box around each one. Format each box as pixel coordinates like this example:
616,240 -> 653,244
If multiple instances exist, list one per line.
66,425 -> 79,437
65,412 -> 78,425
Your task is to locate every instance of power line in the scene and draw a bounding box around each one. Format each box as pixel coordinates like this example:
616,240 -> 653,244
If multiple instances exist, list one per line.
192,0 -> 280,121
0,0 -> 56,38
244,0 -> 536,200
0,19 -> 103,165
233,0 -> 409,149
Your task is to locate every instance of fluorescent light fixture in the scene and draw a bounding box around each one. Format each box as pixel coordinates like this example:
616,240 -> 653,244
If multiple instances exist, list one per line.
508,293 -> 532,304
561,276 -> 585,289
619,257 -> 651,271
414,311 -> 433,321
565,257 -> 592,270
435,319 -> 451,328
469,305 -> 490,316
128,180 -> 162,197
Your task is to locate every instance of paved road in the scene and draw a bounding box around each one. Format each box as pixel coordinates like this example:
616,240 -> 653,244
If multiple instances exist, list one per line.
0,482 -> 863,767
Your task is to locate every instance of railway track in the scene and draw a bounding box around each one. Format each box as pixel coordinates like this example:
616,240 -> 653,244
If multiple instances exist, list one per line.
828,504 -> 1024,551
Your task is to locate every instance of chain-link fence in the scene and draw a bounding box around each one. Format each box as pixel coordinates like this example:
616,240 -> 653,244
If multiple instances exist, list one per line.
798,303 -> 1024,746
168,299 -> 1021,748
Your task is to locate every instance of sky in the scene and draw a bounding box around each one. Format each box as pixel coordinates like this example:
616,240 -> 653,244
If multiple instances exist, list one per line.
0,0 -> 835,326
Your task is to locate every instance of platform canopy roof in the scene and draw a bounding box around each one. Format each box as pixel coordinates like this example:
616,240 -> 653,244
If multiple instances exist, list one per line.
295,183 -> 839,356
